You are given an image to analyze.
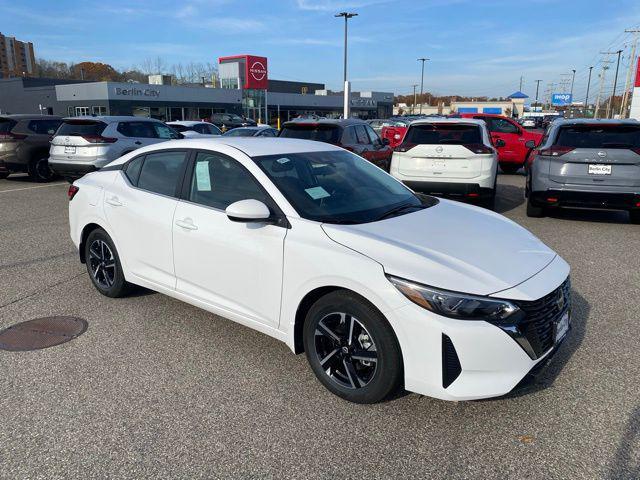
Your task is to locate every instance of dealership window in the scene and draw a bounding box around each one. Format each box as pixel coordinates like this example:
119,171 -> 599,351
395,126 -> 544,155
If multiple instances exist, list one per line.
184,107 -> 199,121
74,106 -> 89,116
169,108 -> 183,121
149,107 -> 167,121
92,106 -> 107,116
132,106 -> 150,117
301,86 -> 308,94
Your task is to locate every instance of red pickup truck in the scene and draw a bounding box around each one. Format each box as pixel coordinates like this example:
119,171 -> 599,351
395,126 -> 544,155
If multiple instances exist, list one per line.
458,113 -> 543,173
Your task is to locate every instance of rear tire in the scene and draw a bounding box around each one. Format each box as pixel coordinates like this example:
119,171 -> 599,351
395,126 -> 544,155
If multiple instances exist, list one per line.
27,157 -> 55,182
84,228 -> 131,298
482,190 -> 497,210
0,172 -> 9,179
630,210 -> 640,225
500,163 -> 521,174
526,197 -> 545,217
303,290 -> 403,404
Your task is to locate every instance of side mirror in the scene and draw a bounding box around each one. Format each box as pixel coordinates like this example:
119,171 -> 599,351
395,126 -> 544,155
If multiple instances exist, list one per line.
495,139 -> 506,148
525,140 -> 536,149
381,138 -> 390,146
226,199 -> 273,223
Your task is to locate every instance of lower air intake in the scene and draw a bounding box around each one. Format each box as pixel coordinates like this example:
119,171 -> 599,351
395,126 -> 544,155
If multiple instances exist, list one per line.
442,334 -> 462,389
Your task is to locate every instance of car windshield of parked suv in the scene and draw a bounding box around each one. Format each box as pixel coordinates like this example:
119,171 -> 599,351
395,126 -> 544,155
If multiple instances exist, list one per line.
224,128 -> 257,137
253,150 -> 434,224
555,124 -> 640,149
404,123 -> 482,145
56,120 -> 107,136
279,124 -> 342,143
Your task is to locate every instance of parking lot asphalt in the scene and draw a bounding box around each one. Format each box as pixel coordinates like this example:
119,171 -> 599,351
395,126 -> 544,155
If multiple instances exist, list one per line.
0,173 -> 638,479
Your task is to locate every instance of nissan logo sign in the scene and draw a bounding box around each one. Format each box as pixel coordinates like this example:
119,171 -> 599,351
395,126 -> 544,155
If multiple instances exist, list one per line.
597,151 -> 607,158
249,61 -> 267,81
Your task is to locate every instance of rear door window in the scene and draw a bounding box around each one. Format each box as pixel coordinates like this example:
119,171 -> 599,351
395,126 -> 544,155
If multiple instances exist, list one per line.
279,125 -> 342,143
0,119 -> 17,133
137,151 -> 188,197
364,125 -> 381,144
555,124 -> 640,149
355,125 -> 370,145
124,156 -> 144,184
117,122 -> 156,138
341,126 -> 357,145
404,124 -> 482,145
28,119 -> 63,135
57,121 -> 107,136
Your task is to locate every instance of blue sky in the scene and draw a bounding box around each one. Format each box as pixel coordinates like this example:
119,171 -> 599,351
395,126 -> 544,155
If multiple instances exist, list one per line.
2,0 -> 640,99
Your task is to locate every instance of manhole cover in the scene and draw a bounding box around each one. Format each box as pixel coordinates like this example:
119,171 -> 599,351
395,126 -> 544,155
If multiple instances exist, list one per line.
0,316 -> 88,352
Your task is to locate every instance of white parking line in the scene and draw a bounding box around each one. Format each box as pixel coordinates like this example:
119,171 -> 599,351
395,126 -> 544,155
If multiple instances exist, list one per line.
0,182 -> 67,194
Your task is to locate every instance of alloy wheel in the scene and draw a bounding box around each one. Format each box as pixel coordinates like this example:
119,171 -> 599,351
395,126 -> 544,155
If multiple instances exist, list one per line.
88,239 -> 116,288
314,312 -> 378,389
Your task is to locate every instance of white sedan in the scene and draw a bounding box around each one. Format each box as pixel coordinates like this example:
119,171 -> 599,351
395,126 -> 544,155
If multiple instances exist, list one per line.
167,121 -> 222,138
68,138 -> 571,403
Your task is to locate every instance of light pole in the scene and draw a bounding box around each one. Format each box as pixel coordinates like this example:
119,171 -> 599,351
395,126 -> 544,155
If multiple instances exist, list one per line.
417,58 -> 429,114
534,79 -> 542,110
412,84 -> 418,114
608,49 -> 623,118
585,66 -> 593,116
569,69 -> 576,98
335,11 -> 357,118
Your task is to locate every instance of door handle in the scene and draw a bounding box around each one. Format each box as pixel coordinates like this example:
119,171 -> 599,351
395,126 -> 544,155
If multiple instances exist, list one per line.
105,196 -> 122,207
134,141 -> 142,145
175,218 -> 198,230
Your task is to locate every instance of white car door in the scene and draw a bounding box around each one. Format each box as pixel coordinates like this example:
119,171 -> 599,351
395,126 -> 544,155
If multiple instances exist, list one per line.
103,150 -> 189,289
172,150 -> 287,327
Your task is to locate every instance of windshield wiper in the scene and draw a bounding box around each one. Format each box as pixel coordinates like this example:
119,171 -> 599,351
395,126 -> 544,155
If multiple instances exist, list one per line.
375,203 -> 422,221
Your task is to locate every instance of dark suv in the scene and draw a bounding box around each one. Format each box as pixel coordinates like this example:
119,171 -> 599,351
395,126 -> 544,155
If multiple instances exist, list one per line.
210,113 -> 257,132
0,114 -> 63,181
279,119 -> 393,171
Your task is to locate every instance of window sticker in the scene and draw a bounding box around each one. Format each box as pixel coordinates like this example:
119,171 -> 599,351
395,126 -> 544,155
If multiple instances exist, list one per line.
277,157 -> 291,164
195,161 -> 212,191
305,186 -> 330,200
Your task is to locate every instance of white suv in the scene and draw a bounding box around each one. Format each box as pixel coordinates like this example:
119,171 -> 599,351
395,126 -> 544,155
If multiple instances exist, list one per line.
49,116 -> 182,181
390,118 -> 500,209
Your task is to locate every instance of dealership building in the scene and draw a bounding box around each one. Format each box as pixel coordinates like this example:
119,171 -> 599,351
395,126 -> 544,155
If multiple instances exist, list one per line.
0,54 -> 394,122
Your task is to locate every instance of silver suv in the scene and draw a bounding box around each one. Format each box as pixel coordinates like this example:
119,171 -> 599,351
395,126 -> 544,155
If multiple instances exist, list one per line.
526,119 -> 640,223
49,116 -> 182,181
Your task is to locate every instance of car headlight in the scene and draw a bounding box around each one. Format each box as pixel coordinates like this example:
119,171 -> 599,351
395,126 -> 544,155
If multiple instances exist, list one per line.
387,275 -> 521,321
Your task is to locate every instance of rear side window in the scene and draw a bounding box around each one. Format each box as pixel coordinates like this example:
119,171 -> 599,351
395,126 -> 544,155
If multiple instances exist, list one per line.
137,151 -> 187,197
485,118 -> 519,134
117,122 -> 156,138
404,124 -> 482,145
364,125 -> 380,144
124,156 -> 144,184
355,125 -> 370,144
56,121 -> 106,137
555,125 -> 640,149
0,119 -> 17,133
341,126 -> 357,144
279,125 -> 341,143
28,119 -> 63,135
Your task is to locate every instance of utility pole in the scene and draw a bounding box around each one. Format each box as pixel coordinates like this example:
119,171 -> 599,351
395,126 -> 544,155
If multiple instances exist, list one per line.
519,75 -> 523,91
335,11 -> 358,119
412,84 -> 418,114
417,58 -> 429,114
585,66 -> 594,116
594,63 -> 611,119
620,29 -> 640,117
534,79 -> 542,110
601,50 -> 623,118
569,69 -> 576,97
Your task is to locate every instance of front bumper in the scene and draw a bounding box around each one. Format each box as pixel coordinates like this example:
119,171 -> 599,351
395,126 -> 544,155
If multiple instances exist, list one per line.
530,188 -> 640,211
387,256 -> 571,401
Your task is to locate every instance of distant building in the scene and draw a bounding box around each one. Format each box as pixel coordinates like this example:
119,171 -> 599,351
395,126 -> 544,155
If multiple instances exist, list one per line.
0,33 -> 36,78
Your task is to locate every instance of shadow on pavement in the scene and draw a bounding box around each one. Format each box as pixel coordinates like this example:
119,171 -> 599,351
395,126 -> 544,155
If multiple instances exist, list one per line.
609,406 -> 640,479
546,207 -> 630,225
499,289 -> 589,400
494,182 -> 525,214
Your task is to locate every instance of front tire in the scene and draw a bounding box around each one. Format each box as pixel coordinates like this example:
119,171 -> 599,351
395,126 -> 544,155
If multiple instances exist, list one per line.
303,290 -> 403,404
84,228 -> 131,298
0,172 -> 9,179
27,157 -> 55,182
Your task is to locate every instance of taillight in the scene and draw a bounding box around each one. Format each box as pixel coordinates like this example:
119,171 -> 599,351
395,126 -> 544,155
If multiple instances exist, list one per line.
68,185 -> 79,201
395,142 -> 416,153
394,134 -> 401,140
538,146 -> 574,157
463,144 -> 494,154
0,132 -> 27,141
81,135 -> 117,144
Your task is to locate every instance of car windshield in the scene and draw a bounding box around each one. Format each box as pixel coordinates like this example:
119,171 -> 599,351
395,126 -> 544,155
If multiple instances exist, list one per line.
224,128 -> 257,137
279,124 -> 341,143
555,124 -> 640,149
404,124 -> 482,145
169,124 -> 189,132
253,150 -> 434,224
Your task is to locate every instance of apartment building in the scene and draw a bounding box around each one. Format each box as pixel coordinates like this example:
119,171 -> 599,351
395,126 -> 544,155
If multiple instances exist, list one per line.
0,32 -> 36,78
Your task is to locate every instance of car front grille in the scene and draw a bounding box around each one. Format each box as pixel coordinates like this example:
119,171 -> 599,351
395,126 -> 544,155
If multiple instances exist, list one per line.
511,277 -> 571,359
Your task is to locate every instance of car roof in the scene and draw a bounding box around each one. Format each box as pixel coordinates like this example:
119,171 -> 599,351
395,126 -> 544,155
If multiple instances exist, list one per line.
283,118 -> 367,127
410,118 -> 487,127
167,121 -> 211,126
62,116 -> 164,123
551,118 -> 639,126
108,138 -> 343,167
0,114 -> 63,120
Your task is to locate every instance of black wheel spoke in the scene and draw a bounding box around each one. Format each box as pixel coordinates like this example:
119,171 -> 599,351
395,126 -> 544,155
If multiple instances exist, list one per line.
316,320 -> 341,343
319,348 -> 340,368
343,359 -> 364,389
351,349 -> 377,363
89,239 -> 116,289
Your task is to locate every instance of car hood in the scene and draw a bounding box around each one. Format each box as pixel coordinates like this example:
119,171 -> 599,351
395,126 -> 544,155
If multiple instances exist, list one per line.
321,200 -> 556,296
